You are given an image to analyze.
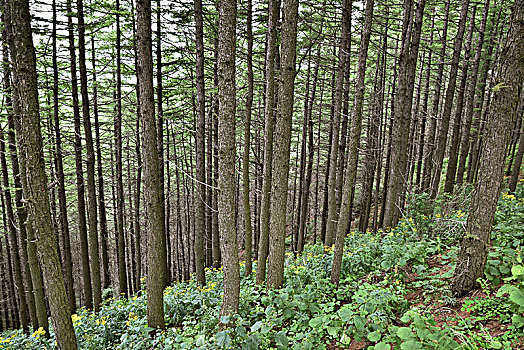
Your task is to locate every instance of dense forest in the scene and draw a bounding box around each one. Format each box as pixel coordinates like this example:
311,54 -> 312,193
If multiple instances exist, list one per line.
0,0 -> 523,348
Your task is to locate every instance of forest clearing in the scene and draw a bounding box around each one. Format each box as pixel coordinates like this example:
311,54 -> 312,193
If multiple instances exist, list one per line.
0,0 -> 523,348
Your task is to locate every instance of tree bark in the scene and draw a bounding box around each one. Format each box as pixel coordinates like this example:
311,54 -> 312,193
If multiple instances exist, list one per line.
452,0 -> 524,296
66,0 -> 93,309
256,0 -> 278,285
194,0 -> 206,286
331,0 -> 374,286
430,0 -> 470,198
267,0 -> 299,289
77,0 -> 101,311
383,0 -> 426,229
325,0 -> 351,247
115,0 -> 128,298
137,0 -> 167,329
243,0 -> 254,276
444,5 -> 476,193
6,0 -> 78,345
456,0 -> 490,187
217,0 -> 240,316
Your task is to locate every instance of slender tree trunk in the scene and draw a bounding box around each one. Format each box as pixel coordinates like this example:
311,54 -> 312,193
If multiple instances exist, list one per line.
137,0 -> 166,329
0,130 -> 28,333
115,0 -> 128,297
383,0 -> 426,229
256,0 -> 278,285
77,0 -> 101,311
452,0 -> 524,295
6,0 -> 78,345
91,37 -> 110,291
325,0 -> 351,247
456,0 -> 490,187
217,0 -> 240,317
267,0 -> 299,289
331,0 -> 374,286
422,0 -> 450,192
155,0 -> 167,289
298,46 -> 321,253
359,19 -> 387,232
430,0 -> 470,198
242,0 -> 254,276
444,5 -> 476,193
415,11 -> 434,190
66,0 -> 93,309
130,0 -> 143,292
193,0 -> 206,286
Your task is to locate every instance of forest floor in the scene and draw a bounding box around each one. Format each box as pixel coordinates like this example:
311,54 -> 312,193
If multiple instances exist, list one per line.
1,181 -> 524,350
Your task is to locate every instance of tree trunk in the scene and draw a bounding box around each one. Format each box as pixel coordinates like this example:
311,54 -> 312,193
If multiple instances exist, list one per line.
6,0 -> 78,345
444,5 -> 476,194
331,0 -> 374,286
193,0 -> 206,286
243,0 -> 254,276
452,0 -> 524,296
430,0 -> 470,198
456,0 -> 490,187
77,0 -> 101,311
115,0 -> 128,298
256,0 -> 278,285
325,0 -> 351,247
66,0 -> 93,309
217,0 -> 239,317
267,0 -> 299,289
383,0 -> 426,229
137,0 -> 167,329
422,0 -> 450,192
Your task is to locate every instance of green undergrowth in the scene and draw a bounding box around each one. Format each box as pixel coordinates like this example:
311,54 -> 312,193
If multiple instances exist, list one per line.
2,181 -> 524,349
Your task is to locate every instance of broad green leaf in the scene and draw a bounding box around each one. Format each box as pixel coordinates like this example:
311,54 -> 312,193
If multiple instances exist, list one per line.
397,327 -> 414,340
400,340 -> 422,350
367,331 -> 381,342
309,316 -> 323,328
512,265 -> 524,276
374,343 -> 391,350
274,331 -> 288,347
510,288 -> 524,306
216,331 -> 231,348
250,321 -> 263,332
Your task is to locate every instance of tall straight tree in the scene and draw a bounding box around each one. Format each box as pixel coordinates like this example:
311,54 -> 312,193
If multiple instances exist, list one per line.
256,0 -> 278,285
217,0 -> 239,316
1,14 -> 28,332
155,0 -> 167,288
91,38 -> 111,290
136,0 -> 166,329
324,0 -> 351,247
452,0 -> 524,296
455,0 -> 490,188
6,0 -> 78,346
115,0 -> 128,297
444,5 -> 476,193
193,0 -> 206,286
77,0 -> 101,311
331,0 -> 374,286
66,0 -> 93,309
383,0 -> 426,229
430,0 -> 470,198
266,0 -> 299,289
421,0 -> 450,192
53,0 -> 76,311
243,0 -> 254,276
